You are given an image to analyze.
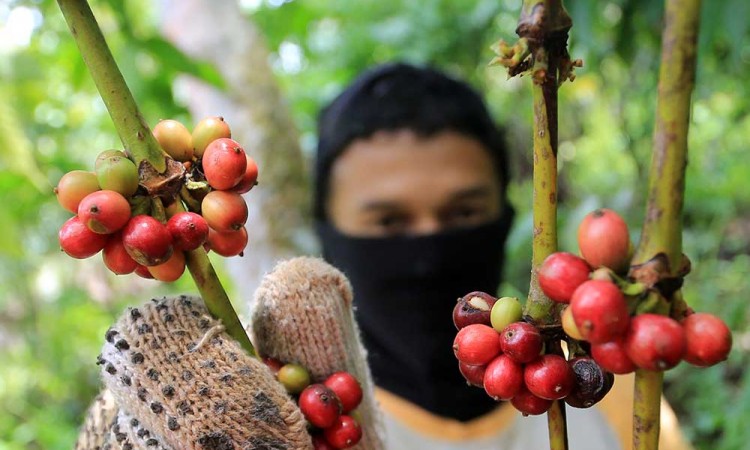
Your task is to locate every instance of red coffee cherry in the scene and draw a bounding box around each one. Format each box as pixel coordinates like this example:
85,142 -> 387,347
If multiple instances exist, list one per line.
458,361 -> 487,388
524,354 -> 575,400
201,190 -> 248,232
202,137 -> 247,190
511,385 -> 553,416
261,356 -> 284,375
231,154 -> 259,194
134,264 -> 154,279
499,322 -> 543,364
324,372 -> 363,413
570,280 -> 629,344
55,170 -> 100,213
682,313 -> 732,367
312,434 -> 336,450
206,227 -> 248,257
590,338 -> 637,374
299,384 -> 342,429
121,215 -> 173,266
578,208 -> 631,273
153,119 -> 193,162
102,234 -> 138,275
59,216 -> 109,259
452,324 -> 502,366
538,252 -> 591,303
624,314 -> 686,371
452,291 -> 497,330
167,212 -> 209,251
323,415 -> 362,449
483,354 -> 524,401
147,250 -> 186,282
78,190 -> 131,234
564,357 -> 614,409
192,116 -> 232,158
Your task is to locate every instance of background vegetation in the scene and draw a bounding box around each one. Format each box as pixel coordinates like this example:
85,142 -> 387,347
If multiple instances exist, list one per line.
1,0 -> 748,448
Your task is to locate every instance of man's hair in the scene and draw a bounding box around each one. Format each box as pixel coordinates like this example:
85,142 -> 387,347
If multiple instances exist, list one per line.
314,62 -> 510,221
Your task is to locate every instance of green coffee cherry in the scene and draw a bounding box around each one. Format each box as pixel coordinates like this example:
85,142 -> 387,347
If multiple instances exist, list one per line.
490,296 -> 523,333
96,155 -> 139,197
277,363 -> 311,394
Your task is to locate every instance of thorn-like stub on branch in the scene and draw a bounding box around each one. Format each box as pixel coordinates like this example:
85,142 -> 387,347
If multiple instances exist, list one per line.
629,252 -> 685,299
139,157 -> 186,201
517,0 -> 573,43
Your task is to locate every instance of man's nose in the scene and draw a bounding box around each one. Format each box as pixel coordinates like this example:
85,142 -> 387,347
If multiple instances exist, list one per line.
411,216 -> 442,236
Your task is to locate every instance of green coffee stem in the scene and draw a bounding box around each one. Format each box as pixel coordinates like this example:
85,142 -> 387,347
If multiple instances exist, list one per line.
512,1 -> 573,448
630,0 -> 701,448
57,0 -> 165,173
57,0 -> 255,357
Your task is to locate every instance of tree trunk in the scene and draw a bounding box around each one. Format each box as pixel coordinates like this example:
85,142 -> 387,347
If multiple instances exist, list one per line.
158,0 -> 313,312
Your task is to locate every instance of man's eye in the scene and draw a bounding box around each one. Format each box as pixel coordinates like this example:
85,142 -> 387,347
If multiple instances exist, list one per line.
376,214 -> 407,231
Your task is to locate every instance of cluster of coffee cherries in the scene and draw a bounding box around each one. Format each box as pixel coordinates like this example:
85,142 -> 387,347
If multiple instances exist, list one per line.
452,292 -> 613,415
55,117 -> 259,281
539,208 -> 733,374
263,357 -> 364,449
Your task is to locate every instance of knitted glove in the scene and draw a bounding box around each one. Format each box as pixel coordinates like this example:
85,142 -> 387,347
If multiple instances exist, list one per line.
252,257 -> 384,450
75,257 -> 384,450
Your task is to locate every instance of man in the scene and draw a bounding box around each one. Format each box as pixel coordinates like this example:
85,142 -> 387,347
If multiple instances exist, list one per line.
312,62 -> 691,449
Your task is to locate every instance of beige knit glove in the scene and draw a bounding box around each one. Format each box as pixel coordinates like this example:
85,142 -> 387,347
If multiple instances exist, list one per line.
75,257 -> 384,450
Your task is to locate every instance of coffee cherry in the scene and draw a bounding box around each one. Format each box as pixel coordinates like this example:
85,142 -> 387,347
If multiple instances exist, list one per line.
538,252 -> 591,303
312,434 -> 336,450
490,296 -> 523,333
578,208 -> 631,273
102,234 -> 138,274
94,150 -> 127,169
561,306 -> 584,341
564,357 -> 614,409
147,249 -> 186,282
299,384 -> 342,429
121,215 -> 173,266
500,322 -> 543,364
192,116 -> 231,158
77,190 -> 131,234
201,190 -> 248,232
153,119 -> 193,162
166,212 -> 209,251
682,313 -> 732,367
524,354 -> 575,400
323,415 -> 362,449
458,361 -> 486,388
624,314 -> 685,371
206,227 -> 248,257
511,385 -> 553,416
55,170 -> 100,213
483,354 -> 524,401
95,154 -> 139,198
324,372 -> 363,413
570,280 -> 629,344
278,363 -> 311,394
453,291 -> 497,330
231,154 -> 259,194
453,324 -> 502,366
134,264 -> 154,279
262,356 -> 284,375
590,338 -> 636,374
202,138 -> 247,190
59,216 -> 110,259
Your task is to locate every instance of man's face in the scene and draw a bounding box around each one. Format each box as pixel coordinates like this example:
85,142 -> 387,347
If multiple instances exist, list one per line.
327,129 -> 503,237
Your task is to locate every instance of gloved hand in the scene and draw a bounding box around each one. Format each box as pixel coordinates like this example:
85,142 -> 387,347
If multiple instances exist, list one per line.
74,257 -> 385,450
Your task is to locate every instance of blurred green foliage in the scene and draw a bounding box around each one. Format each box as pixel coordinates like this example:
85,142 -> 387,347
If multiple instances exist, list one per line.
0,0 -> 748,449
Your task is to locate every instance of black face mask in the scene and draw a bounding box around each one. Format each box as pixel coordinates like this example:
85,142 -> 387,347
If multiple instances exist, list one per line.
316,207 -> 514,421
